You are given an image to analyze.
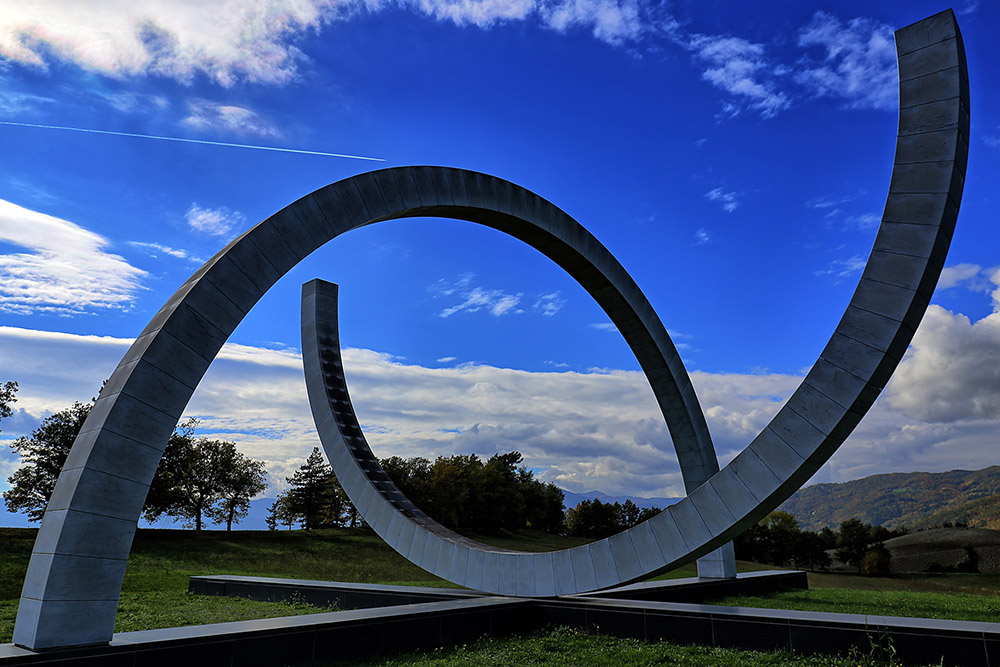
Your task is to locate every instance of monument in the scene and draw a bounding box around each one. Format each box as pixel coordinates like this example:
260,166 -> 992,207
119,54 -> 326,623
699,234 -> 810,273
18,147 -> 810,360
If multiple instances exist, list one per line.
8,8 -> 969,654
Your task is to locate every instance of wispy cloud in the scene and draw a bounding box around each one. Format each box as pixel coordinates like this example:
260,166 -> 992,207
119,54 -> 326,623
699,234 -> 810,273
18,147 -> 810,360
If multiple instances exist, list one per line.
185,203 -> 245,237
687,33 -> 790,119
437,356 -> 457,363
694,227 -> 711,245
591,322 -> 617,332
0,199 -> 147,315
183,99 -> 282,138
794,11 -> 897,111
815,255 -> 866,281
705,187 -> 739,212
128,241 -> 199,262
533,291 -> 566,317
431,273 -> 524,318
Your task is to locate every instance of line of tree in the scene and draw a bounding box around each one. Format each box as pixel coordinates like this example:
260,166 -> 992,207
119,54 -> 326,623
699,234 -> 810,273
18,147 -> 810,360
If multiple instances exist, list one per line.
735,512 -> 907,575
2,395 -> 267,531
565,498 -> 663,539
267,448 -> 565,534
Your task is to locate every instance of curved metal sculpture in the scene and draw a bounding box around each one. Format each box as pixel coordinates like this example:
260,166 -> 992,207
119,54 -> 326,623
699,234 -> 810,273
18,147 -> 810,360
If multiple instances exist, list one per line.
13,8 -> 968,650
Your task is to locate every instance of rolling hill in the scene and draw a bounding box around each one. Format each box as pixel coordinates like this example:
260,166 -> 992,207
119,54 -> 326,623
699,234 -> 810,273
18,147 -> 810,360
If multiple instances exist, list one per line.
779,466 -> 1000,531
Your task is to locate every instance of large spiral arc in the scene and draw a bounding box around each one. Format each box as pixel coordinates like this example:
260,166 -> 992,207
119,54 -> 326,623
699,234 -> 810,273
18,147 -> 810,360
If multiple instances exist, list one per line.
13,8 -> 967,650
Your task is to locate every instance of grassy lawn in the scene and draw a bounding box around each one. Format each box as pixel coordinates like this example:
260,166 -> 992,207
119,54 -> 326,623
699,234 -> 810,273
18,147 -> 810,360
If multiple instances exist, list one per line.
0,526 -> 596,642
338,626 -> 938,667
707,569 -> 1000,623
4,525 -> 1000,659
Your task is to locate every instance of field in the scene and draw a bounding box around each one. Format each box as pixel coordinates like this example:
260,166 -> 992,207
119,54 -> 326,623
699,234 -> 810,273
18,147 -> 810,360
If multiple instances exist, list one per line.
2,526 -> 1000,664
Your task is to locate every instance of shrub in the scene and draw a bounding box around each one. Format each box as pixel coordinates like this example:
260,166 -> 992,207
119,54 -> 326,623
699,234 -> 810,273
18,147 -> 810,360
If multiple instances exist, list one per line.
860,545 -> 891,576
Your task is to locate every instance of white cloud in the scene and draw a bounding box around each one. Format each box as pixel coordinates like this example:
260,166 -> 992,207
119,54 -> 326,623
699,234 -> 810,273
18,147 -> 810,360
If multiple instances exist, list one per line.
687,33 -> 790,119
846,212 -> 880,231
938,263 -> 989,290
694,227 -> 711,245
540,0 -> 645,44
431,273 -> 524,318
0,0 -> 344,86
185,203 -> 245,237
183,99 -> 282,138
794,11 -> 897,111
705,187 -> 739,212
7,264 -> 1000,502
590,322 -> 617,332
533,291 -> 566,317
0,199 -> 147,315
128,241 -> 197,262
815,255 -> 865,281
437,356 -> 457,363
886,268 -> 1000,423
985,134 -> 1000,150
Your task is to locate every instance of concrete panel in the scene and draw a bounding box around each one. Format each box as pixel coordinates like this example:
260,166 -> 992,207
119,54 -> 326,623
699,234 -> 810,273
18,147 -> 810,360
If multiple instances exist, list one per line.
728,446 -> 782,504
646,508 -> 687,561
61,429 -> 162,484
464,547 -> 485,592
746,428 -> 805,483
895,10 -> 958,55
22,553 -> 127,601
608,532 -> 644,583
46,467 -> 150,522
31,509 -> 136,560
244,219 -> 300,275
899,67 -> 961,109
706,467 -> 758,524
13,598 -> 119,650
551,550 -> 577,596
899,38 -> 959,81
898,98 -> 966,136
889,161 -> 962,195
569,546 -> 598,592
688,480 -> 736,536
767,402 -> 828,456
201,254 -> 266,315
668,499 -> 712,550
627,521 -> 665,574
834,306 -> 907,355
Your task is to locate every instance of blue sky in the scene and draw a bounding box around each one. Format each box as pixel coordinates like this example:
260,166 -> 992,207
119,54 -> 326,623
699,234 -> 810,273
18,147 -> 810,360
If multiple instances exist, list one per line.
1,0 -> 998,526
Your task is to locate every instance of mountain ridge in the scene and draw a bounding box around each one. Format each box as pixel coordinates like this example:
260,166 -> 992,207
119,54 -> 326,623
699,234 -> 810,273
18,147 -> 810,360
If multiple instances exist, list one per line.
779,466 -> 1000,531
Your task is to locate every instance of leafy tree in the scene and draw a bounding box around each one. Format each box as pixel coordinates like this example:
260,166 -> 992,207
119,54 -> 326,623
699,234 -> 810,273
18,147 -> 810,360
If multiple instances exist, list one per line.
143,421 -> 268,530
3,401 -> 91,521
859,544 -> 892,576
566,499 -> 624,539
791,531 -> 832,571
205,447 -> 267,531
836,518 -> 879,572
0,381 -> 17,434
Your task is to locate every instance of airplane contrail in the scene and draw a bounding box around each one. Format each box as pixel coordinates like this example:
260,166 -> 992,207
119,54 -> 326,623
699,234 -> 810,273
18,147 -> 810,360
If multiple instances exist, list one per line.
0,120 -> 386,162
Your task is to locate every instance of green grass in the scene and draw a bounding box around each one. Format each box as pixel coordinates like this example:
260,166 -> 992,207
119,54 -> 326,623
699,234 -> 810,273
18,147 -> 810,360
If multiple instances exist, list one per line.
337,626 -> 934,666
5,525 -> 1000,660
708,570 -> 1000,622
0,526 -> 595,643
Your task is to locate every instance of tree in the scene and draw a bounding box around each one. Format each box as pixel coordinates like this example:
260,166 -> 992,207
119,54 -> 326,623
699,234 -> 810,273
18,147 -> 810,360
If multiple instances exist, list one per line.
206,447 -> 267,531
283,447 -> 343,529
0,381 -> 16,434
859,544 -> 892,576
566,499 -> 624,539
143,420 -> 269,530
836,518 -> 878,572
3,401 -> 91,522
